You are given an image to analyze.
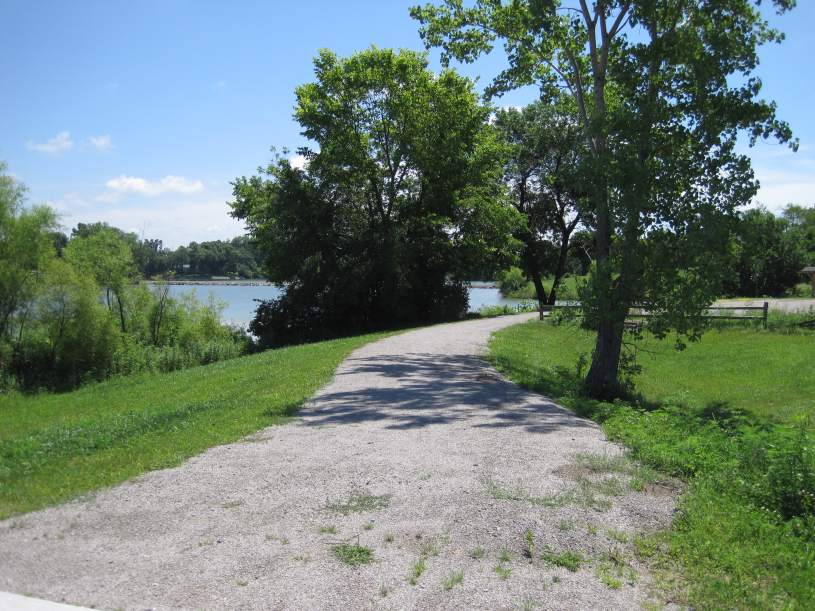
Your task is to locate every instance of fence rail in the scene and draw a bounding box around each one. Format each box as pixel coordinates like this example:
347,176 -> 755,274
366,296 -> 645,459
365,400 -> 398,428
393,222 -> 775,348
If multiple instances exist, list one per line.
538,301 -> 769,328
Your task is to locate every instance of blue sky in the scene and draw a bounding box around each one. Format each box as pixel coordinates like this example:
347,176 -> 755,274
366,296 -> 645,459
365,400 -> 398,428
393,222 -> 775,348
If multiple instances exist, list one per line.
2,0 -> 813,248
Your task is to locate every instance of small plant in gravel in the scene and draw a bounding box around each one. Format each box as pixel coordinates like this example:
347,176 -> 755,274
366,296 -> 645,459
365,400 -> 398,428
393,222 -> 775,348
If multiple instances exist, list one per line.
333,543 -> 373,566
540,547 -> 583,572
379,583 -> 390,597
236,579 -> 248,587
318,525 -> 337,534
362,521 -> 374,531
596,547 -> 637,589
586,523 -> 598,535
494,564 -> 512,580
408,557 -> 427,585
523,529 -> 536,559
442,569 -> 464,591
293,553 -> 312,562
469,546 -> 486,559
498,547 -> 513,563
265,534 -> 289,544
384,532 -> 395,543
520,600 -> 538,611
421,540 -> 440,557
606,528 -> 628,544
221,500 -> 243,509
326,491 -> 391,515
558,519 -> 575,531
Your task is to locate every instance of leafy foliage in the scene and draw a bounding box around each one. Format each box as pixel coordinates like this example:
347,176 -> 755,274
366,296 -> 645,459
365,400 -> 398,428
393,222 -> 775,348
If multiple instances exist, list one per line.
0,166 -> 248,391
494,97 -> 586,305
726,206 -> 808,297
231,48 -> 519,347
412,0 -> 797,398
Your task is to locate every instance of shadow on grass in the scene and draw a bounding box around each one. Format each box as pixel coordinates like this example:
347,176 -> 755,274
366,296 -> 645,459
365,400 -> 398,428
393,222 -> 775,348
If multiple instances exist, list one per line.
490,351 -> 759,433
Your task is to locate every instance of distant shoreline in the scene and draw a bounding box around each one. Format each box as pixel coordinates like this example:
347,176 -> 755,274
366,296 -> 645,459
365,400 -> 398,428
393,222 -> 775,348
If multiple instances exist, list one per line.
143,279 -> 500,288
143,280 -> 276,287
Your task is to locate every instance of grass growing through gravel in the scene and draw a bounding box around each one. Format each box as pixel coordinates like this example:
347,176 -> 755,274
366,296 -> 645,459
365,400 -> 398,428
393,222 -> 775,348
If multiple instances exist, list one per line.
326,492 -> 391,515
489,320 -> 815,608
441,569 -> 464,591
0,331 -> 391,519
408,557 -> 427,585
540,547 -> 583,572
332,543 -> 374,566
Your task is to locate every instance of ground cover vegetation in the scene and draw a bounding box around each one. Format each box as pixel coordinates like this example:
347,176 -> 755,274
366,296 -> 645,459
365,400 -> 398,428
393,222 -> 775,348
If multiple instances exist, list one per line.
0,168 -> 249,391
0,330 -> 388,518
489,319 -> 815,607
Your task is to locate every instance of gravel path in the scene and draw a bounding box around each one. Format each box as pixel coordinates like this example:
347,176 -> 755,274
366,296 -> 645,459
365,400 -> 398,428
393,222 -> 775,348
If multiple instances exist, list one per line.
0,314 -> 677,610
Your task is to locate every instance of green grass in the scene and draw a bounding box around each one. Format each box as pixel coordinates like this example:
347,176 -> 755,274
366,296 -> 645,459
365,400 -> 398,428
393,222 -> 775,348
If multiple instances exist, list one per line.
332,543 -> 374,566
408,556 -> 426,585
0,331 -> 391,519
540,547 -> 583,572
489,320 -> 815,608
441,569 -> 464,591
490,320 -> 814,423
503,275 -> 585,301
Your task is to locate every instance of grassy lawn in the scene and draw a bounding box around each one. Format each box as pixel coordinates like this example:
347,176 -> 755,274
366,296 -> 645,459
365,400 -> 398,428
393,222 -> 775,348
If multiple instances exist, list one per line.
504,275 -> 585,301
489,320 -> 815,608
0,331 -> 389,519
490,321 -> 815,423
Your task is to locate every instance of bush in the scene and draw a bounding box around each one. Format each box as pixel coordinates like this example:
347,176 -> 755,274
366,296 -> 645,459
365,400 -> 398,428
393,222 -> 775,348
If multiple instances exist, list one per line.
497,266 -> 527,296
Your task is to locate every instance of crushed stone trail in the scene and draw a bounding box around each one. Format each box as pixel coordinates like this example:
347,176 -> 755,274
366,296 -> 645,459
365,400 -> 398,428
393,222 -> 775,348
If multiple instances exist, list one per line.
0,314 -> 676,610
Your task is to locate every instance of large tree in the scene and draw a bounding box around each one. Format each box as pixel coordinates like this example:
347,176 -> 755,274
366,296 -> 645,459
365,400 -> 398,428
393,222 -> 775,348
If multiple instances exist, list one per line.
231,48 -> 518,347
412,0 -> 796,398
494,98 -> 586,306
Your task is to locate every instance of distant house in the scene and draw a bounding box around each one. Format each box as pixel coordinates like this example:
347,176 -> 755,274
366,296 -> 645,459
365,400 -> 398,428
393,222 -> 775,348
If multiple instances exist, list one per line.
803,267 -> 815,296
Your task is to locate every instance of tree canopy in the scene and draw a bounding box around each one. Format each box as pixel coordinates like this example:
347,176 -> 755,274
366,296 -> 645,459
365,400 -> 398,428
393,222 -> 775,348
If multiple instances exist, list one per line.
412,0 -> 797,397
231,47 -> 519,347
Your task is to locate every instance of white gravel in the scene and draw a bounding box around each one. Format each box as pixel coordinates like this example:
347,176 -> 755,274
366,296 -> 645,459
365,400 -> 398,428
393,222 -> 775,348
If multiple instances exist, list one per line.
0,314 -> 677,610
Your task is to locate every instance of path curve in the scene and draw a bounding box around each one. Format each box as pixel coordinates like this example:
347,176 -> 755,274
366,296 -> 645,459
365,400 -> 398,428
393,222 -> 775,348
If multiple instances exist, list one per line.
0,314 -> 675,610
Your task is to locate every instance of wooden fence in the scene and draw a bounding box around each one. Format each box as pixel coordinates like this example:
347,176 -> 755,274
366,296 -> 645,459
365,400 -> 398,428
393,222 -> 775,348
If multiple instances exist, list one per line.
539,301 -> 769,328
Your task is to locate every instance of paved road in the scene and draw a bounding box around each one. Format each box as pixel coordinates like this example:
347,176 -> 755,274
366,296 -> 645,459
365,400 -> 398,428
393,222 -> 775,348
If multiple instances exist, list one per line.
0,314 -> 675,610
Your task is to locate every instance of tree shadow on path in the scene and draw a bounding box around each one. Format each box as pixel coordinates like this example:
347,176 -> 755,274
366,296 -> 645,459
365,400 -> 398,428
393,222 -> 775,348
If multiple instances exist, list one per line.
300,352 -> 595,435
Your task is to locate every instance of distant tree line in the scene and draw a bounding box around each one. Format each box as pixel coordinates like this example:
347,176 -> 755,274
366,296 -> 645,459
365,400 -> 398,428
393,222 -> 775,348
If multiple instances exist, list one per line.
1,174 -> 249,392
61,223 -> 266,280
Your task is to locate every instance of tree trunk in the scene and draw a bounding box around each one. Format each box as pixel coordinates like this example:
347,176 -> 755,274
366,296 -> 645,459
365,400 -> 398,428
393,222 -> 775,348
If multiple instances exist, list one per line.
547,228 -> 572,305
584,315 -> 625,399
115,292 -> 127,333
521,244 -> 547,315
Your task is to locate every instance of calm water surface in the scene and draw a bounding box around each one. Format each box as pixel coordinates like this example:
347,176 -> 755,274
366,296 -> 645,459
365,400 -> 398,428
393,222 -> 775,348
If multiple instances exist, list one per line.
159,284 -> 526,328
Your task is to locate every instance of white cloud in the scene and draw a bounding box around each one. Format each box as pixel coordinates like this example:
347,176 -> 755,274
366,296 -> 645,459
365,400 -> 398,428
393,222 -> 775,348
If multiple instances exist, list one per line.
26,131 -> 74,154
59,198 -> 244,248
748,145 -> 815,212
752,168 -> 815,212
104,174 -> 205,197
289,154 -> 309,170
85,134 -> 114,152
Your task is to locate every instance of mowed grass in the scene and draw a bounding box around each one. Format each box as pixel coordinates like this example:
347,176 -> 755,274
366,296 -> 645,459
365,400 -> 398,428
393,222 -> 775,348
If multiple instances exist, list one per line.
490,320 -> 815,423
0,331 -> 390,519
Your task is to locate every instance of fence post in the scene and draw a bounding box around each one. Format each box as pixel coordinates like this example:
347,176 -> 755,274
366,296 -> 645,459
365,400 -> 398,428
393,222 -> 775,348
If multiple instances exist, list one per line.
762,301 -> 769,329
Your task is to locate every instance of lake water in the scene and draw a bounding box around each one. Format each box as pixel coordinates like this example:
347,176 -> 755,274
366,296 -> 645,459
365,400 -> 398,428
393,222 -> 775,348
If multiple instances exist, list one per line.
158,284 -> 526,328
